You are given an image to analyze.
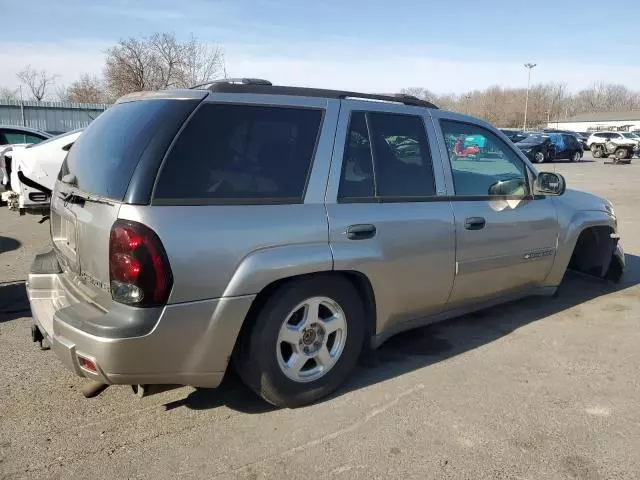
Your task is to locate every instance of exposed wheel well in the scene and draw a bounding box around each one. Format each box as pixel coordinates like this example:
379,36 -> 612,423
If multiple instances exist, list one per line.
568,226 -> 616,278
232,271 -> 377,360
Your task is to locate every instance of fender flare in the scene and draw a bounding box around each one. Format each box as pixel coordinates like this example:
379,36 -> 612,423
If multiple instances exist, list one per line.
222,243 -> 334,298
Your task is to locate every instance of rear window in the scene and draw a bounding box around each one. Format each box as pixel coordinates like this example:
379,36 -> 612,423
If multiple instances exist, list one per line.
154,103 -> 323,204
59,99 -> 197,200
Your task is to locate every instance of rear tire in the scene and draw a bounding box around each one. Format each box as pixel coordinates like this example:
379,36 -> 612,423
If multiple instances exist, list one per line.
235,275 -> 365,407
615,148 -> 627,161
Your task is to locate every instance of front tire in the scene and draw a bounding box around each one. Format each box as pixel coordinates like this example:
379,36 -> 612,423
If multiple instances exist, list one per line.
591,145 -> 603,158
533,151 -> 545,163
571,151 -> 582,162
235,275 -> 365,407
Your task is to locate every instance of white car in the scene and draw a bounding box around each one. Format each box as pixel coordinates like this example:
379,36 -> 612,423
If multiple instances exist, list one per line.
586,131 -> 640,148
0,125 -> 51,186
2,129 -> 82,215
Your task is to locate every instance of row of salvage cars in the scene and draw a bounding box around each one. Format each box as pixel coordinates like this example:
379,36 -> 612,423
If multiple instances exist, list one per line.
0,126 -> 82,216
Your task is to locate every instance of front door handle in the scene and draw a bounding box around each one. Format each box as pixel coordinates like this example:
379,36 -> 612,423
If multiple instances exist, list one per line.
464,217 -> 486,230
347,224 -> 377,240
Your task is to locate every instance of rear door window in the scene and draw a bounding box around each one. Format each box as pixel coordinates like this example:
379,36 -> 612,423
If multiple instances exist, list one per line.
154,103 -> 323,204
59,99 -> 197,200
338,111 -> 436,201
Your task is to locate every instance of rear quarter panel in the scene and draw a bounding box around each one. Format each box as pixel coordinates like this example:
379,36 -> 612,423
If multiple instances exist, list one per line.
117,204 -> 333,303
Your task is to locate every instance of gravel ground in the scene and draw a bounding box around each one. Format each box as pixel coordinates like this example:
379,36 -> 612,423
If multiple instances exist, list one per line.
1,154 -> 640,479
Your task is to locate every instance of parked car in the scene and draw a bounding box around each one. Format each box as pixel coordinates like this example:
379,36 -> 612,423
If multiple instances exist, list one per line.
573,132 -> 590,150
516,132 -> 583,163
0,125 -> 51,188
587,132 -> 637,160
27,79 -> 624,407
1,129 -> 83,215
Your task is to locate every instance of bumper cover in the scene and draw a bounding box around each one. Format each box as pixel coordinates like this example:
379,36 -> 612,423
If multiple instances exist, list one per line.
27,254 -> 255,388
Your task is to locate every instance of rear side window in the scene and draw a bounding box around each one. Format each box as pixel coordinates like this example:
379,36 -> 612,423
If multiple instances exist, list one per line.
154,103 -> 323,204
60,100 -> 197,200
338,111 -> 436,201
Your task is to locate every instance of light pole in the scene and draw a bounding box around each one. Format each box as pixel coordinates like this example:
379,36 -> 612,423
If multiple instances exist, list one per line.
523,63 -> 537,131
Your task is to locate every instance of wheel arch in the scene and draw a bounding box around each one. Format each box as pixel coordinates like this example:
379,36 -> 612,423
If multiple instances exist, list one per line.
232,270 -> 378,361
568,225 -> 618,278
543,213 -> 619,286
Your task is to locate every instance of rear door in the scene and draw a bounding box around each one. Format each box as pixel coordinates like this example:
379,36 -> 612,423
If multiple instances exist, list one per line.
326,100 -> 455,335
51,96 -> 202,306
432,112 -> 559,306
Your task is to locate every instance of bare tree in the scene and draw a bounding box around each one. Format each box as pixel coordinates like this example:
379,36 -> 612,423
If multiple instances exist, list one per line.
58,74 -> 108,104
178,35 -> 224,87
0,87 -> 19,102
149,32 -> 185,89
401,81 -> 640,129
104,37 -> 156,97
16,65 -> 57,102
104,32 -> 224,98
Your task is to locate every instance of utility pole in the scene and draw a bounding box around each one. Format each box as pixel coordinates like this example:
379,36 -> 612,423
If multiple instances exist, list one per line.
523,63 -> 537,131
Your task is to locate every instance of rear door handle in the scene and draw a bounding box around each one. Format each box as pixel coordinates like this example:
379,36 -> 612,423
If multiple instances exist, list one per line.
347,224 -> 376,240
464,217 -> 486,230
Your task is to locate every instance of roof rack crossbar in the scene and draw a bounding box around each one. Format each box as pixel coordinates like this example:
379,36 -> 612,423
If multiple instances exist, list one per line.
192,80 -> 438,109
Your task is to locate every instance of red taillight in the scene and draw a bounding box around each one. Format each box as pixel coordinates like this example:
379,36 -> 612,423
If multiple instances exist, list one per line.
109,220 -> 172,307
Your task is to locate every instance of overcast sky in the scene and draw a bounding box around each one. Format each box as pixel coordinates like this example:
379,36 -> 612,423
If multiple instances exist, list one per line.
2,0 -> 640,95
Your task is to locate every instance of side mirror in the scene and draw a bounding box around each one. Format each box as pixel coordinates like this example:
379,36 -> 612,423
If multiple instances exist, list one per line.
535,172 -> 566,196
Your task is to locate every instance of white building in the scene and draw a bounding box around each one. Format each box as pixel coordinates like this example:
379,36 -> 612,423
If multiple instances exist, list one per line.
546,111 -> 640,133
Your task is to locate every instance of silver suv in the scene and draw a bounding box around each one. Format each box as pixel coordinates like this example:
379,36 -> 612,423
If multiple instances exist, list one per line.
28,79 -> 624,407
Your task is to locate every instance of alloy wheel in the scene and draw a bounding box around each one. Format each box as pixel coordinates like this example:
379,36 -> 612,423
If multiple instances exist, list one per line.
276,296 -> 347,383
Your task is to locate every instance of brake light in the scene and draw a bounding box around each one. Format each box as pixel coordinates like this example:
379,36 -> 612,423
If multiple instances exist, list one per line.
109,220 -> 172,306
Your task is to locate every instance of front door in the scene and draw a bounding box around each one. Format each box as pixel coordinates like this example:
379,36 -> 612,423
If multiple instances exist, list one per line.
326,101 -> 456,334
433,114 -> 559,306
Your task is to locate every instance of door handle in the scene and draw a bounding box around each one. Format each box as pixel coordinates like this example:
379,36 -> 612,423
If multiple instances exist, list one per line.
464,217 -> 486,230
347,224 -> 377,240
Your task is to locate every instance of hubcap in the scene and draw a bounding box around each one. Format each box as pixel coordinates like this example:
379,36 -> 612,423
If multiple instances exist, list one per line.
535,152 -> 544,162
276,296 -> 347,383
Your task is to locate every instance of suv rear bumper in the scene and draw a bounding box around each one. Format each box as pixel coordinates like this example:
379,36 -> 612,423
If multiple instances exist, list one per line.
27,255 -> 255,388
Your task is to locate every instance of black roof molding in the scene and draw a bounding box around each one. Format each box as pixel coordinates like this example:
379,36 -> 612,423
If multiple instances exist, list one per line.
191,78 -> 439,109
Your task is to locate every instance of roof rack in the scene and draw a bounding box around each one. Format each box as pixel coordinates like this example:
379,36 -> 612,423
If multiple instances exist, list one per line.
190,78 -> 438,109
190,78 -> 273,90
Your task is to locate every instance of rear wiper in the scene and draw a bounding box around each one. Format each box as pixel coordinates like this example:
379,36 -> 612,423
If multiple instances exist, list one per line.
58,191 -> 115,207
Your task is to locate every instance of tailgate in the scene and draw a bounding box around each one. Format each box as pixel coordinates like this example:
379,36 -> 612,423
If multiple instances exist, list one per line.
50,192 -> 121,305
